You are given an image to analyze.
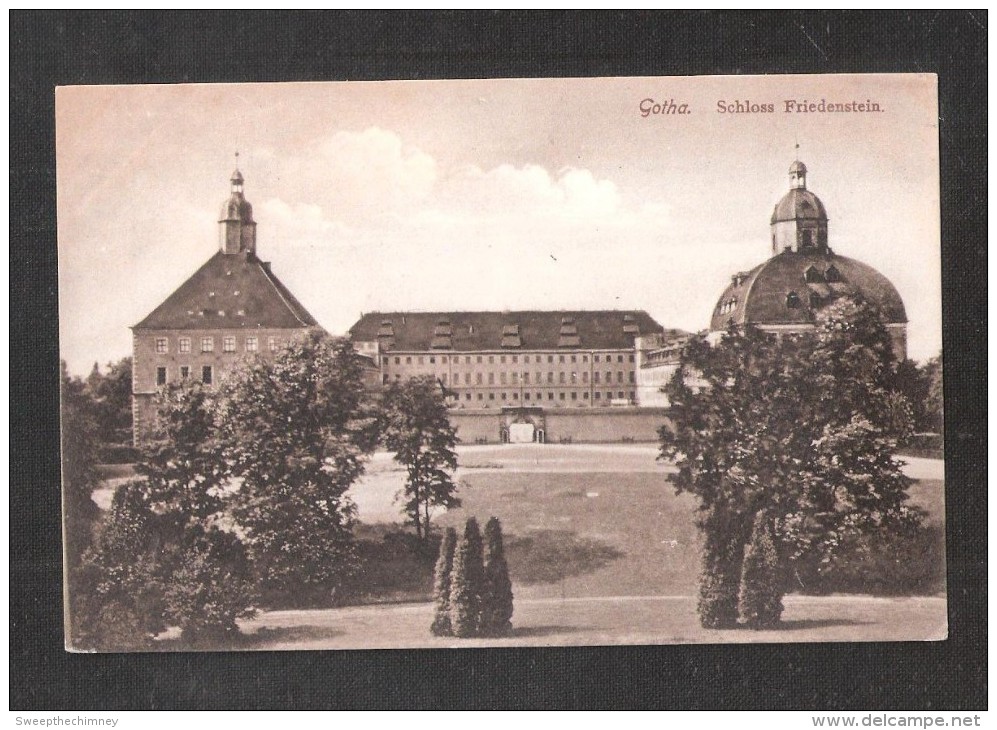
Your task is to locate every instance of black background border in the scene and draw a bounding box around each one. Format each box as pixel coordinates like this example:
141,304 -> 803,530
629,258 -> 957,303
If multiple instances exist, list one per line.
10,10 -> 987,710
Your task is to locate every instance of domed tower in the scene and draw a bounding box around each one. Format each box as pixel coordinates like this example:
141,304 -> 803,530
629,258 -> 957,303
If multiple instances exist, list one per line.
219,165 -> 257,255
770,160 -> 829,255
710,158 -> 908,360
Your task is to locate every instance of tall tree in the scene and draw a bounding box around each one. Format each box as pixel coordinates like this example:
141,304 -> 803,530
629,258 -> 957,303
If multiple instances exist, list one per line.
217,332 -> 379,595
88,357 -> 134,446
430,527 -> 458,636
661,298 -> 919,627
481,517 -> 514,637
382,376 -> 460,541
60,361 -> 102,569
449,517 -> 485,638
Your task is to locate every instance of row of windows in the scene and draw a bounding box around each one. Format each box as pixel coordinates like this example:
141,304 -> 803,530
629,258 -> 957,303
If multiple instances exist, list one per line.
383,370 -> 636,385
455,390 -> 635,403
156,365 -> 213,386
155,335 -> 281,354
382,352 -> 635,366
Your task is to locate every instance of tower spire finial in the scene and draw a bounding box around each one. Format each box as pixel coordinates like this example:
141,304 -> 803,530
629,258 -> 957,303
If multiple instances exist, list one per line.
794,138 -> 800,162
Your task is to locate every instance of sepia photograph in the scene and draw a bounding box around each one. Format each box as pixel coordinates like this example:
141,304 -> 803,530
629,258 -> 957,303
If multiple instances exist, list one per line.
57,73 -> 945,652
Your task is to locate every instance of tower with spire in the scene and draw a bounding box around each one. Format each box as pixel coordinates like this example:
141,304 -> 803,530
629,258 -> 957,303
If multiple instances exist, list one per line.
709,154 -> 908,360
130,164 -> 327,444
219,156 -> 257,255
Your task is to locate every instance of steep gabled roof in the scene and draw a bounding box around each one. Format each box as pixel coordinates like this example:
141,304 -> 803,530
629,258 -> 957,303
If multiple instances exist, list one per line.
133,251 -> 318,330
349,310 -> 668,351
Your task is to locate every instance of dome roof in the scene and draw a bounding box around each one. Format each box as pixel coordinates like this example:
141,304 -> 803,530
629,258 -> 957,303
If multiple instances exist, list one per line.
710,251 -> 906,331
771,187 -> 827,224
230,168 -> 244,184
788,160 -> 807,175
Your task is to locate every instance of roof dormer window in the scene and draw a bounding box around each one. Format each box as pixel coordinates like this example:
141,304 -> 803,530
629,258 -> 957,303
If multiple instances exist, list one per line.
786,292 -> 801,309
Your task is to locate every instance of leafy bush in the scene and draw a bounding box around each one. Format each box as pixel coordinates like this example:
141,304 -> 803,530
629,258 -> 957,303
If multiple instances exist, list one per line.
164,527 -> 258,646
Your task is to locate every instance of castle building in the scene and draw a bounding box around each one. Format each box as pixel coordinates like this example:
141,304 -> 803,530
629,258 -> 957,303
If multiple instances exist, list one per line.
131,168 -> 322,443
710,159 -> 908,359
350,310 -> 667,407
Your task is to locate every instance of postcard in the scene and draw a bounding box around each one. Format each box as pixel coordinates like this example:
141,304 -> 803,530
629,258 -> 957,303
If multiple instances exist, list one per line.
57,74 -> 944,651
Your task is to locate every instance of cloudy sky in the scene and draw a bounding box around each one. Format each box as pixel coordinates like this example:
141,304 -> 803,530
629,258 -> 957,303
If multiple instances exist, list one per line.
57,74 -> 940,374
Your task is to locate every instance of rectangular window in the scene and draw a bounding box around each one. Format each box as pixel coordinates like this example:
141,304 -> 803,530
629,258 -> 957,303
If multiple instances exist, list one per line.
512,392 -> 518,400
583,372 -> 589,383
511,355 -> 518,364
618,371 -> 624,383
500,373 -> 507,385
583,392 -> 589,399
489,393 -> 495,400
630,391 -> 636,400
246,336 -> 258,352
465,373 -> 472,385
202,365 -> 213,384
418,356 -> 424,365
477,356 -> 483,363
570,354 -> 577,363
559,355 -> 565,363
382,356 -> 389,366
571,391 -> 577,400
441,356 -> 447,363
594,391 -> 601,400
618,391 -> 625,399
547,372 -> 554,384
156,366 -> 167,386
571,372 -> 577,383
629,354 -> 636,363
605,371 -> 612,382
180,366 -> 190,380
383,373 -> 389,385
548,355 -> 553,363
488,373 -> 495,385
466,356 -> 472,364
395,357 -> 401,365
488,355 -> 494,364
179,337 -> 191,354
223,336 -> 236,353
429,356 -> 435,364
524,393 -> 531,401
269,337 -> 279,352
629,371 -> 635,383
559,392 -> 566,400
466,393 -> 472,401
595,354 -> 600,363
201,337 -> 214,353
477,393 -> 483,400
559,372 -> 566,384
476,373 -> 483,385
500,393 -> 506,400
547,392 -> 554,400
500,355 -> 506,364
155,337 -> 168,354
618,354 -> 624,363
523,372 -> 530,384
594,372 -> 600,383
582,355 -> 588,363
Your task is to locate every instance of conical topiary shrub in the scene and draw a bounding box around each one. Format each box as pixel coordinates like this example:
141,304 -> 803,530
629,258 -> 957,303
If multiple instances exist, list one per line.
430,527 -> 458,636
481,517 -> 514,637
738,511 -> 784,629
448,517 -> 485,638
697,505 -> 745,629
